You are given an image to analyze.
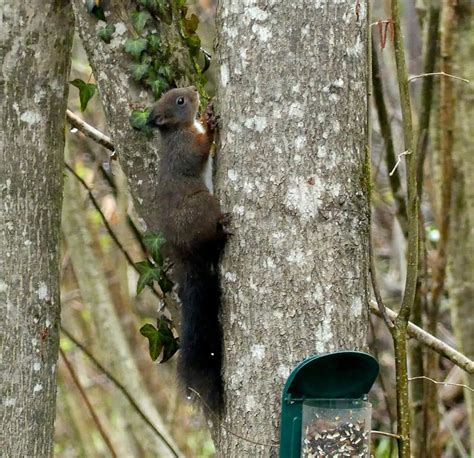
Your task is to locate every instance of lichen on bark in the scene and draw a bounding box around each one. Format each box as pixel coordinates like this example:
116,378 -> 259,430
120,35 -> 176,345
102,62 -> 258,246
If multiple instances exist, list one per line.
0,1 -> 74,455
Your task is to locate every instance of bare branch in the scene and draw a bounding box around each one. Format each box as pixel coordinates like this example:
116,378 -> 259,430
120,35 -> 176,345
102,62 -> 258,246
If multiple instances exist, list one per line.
390,1 -> 419,454
409,376 -> 474,393
59,348 -> 118,458
66,109 -> 115,152
372,430 -> 401,440
371,40 -> 408,234
64,162 -> 164,301
369,301 -> 474,374
389,150 -> 411,177
408,71 -> 470,84
61,327 -> 180,458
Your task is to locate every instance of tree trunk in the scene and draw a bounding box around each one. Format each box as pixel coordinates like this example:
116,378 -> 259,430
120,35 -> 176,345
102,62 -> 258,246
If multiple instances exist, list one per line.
70,0 -> 198,232
0,1 -> 73,455
61,161 -> 182,457
448,5 -> 474,453
214,1 -> 370,455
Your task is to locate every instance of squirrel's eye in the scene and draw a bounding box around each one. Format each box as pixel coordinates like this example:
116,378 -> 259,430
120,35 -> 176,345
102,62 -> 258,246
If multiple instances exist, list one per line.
176,96 -> 185,106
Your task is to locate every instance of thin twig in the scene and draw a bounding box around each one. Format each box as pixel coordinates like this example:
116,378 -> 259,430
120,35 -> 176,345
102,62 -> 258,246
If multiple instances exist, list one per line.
391,2 -> 419,455
371,40 -> 408,234
408,71 -> 469,84
59,348 -> 118,458
66,109 -> 115,152
61,327 -> 180,458
64,162 -> 164,301
188,388 -> 278,448
369,318 -> 396,429
369,301 -> 474,374
409,376 -> 474,393
372,430 -> 401,440
389,150 -> 411,177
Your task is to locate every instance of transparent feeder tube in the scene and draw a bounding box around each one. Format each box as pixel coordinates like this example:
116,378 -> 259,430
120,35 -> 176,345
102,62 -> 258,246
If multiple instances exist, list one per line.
301,398 -> 371,457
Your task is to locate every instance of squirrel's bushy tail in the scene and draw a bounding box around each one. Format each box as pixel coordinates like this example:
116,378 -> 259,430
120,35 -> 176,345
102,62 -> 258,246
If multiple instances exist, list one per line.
175,254 -> 223,413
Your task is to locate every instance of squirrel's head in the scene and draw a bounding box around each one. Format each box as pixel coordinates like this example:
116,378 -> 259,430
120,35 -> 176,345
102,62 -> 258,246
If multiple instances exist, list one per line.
147,86 -> 199,129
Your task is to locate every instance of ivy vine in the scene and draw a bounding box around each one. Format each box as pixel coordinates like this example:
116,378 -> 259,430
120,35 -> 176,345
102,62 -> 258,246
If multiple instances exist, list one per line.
88,0 -> 208,132
84,0 -> 208,362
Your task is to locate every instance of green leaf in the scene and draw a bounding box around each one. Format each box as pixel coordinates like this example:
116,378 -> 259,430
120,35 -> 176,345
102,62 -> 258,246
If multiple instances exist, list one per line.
135,260 -> 161,295
98,24 -> 115,43
124,38 -> 148,60
131,10 -> 152,34
183,13 -> 199,34
140,317 -> 179,362
129,108 -> 151,130
149,78 -> 168,99
143,232 -> 166,265
131,63 -> 150,81
158,65 -> 174,82
140,323 -> 163,360
70,79 -> 97,112
147,33 -> 162,53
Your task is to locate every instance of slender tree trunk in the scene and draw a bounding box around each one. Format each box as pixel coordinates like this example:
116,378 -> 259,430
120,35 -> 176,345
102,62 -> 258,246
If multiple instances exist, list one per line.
0,2 -> 73,455
215,1 -> 370,455
448,4 -> 474,453
61,161 -> 182,457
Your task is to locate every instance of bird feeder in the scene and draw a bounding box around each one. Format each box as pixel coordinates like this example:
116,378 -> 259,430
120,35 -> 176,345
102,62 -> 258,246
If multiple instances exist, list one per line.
279,351 -> 379,458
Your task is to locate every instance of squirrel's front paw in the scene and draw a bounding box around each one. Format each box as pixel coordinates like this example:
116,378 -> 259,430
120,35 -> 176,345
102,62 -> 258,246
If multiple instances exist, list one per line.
219,212 -> 233,236
204,101 -> 219,132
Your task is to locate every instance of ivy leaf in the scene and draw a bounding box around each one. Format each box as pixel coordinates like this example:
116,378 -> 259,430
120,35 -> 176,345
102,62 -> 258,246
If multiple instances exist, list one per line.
158,65 -> 174,82
143,232 -> 166,265
140,317 -> 179,362
149,78 -> 168,99
131,10 -> 152,34
131,63 -> 150,81
135,260 -> 161,295
124,38 -> 148,60
129,108 -> 151,130
98,24 -> 115,43
70,79 -> 97,112
130,109 -> 153,138
147,33 -> 162,53
183,13 -> 199,34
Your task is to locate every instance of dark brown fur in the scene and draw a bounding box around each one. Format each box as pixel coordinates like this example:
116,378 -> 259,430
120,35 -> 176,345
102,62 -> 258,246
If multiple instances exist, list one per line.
148,87 -> 226,412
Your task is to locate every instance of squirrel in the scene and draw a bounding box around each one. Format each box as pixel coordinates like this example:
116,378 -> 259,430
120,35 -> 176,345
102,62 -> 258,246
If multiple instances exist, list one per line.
147,86 -> 228,413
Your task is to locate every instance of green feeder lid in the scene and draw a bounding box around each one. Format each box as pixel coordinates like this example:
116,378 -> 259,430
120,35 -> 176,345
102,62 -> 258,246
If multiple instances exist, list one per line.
283,350 -> 379,399
279,351 -> 379,458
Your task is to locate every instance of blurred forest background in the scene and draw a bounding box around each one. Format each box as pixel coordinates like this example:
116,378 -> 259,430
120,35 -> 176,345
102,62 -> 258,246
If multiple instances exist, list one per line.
54,0 -> 472,457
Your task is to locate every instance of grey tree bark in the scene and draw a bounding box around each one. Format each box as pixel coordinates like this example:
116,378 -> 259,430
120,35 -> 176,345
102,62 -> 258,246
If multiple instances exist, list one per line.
214,1 -> 370,455
0,1 -> 73,455
70,0 -> 198,233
